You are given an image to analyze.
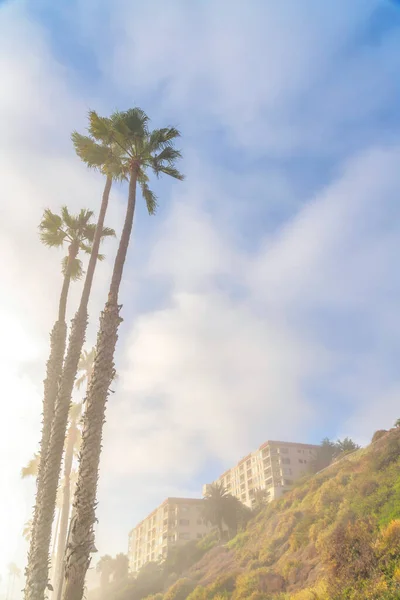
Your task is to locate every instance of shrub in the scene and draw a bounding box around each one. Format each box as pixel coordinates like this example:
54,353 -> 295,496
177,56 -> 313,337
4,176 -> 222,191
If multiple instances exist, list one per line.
187,587 -> 209,600
321,518 -> 377,584
163,578 -> 196,600
207,572 -> 237,596
289,581 -> 329,599
233,568 -> 285,599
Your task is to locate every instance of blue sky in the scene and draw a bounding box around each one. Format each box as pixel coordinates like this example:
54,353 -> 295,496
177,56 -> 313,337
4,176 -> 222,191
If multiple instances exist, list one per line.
1,0 -> 400,589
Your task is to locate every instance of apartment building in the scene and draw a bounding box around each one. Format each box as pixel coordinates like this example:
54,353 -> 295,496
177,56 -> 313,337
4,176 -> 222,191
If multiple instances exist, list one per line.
203,440 -> 319,508
128,497 -> 212,575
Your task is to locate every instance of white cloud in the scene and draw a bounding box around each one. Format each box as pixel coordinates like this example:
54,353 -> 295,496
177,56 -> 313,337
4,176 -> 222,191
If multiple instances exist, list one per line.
2,0 -> 400,584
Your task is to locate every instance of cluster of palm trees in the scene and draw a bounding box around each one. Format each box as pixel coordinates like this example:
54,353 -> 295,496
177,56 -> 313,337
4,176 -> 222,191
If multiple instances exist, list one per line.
23,108 -> 184,600
96,554 -> 129,590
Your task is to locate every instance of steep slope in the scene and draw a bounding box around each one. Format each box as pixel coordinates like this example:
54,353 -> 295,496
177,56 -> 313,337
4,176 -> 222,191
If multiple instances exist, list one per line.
144,426 -> 400,600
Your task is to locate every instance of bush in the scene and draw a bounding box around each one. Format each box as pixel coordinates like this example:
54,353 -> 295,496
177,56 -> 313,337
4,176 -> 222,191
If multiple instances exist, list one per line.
207,572 -> 237,596
321,518 -> 377,584
233,568 -> 285,599
187,587 -> 209,600
163,578 -> 196,600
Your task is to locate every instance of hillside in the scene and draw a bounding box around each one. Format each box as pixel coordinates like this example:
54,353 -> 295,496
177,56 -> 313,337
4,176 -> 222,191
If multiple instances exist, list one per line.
111,427 -> 400,600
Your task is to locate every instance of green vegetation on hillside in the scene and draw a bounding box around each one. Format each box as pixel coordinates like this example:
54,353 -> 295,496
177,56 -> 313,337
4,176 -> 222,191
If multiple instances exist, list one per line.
108,427 -> 400,600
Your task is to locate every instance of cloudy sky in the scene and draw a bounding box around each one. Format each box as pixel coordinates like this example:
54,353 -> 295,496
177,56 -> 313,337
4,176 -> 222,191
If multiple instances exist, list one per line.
1,0 -> 400,590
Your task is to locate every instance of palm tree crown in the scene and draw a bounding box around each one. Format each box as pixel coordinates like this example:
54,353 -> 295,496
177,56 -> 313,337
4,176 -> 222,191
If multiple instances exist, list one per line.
39,207 -> 115,282
91,108 -> 184,214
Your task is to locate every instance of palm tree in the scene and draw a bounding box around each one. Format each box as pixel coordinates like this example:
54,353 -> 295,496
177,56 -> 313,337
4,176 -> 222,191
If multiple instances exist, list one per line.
202,483 -> 231,540
96,556 -> 114,590
62,107 -> 183,600
52,403 -> 82,598
29,207 -> 101,557
7,564 -> 21,600
21,454 -> 40,479
24,113 -> 120,600
112,554 -> 129,582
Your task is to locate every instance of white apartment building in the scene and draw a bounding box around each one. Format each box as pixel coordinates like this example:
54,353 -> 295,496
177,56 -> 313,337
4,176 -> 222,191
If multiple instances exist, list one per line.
203,440 -> 319,508
128,497 -> 212,575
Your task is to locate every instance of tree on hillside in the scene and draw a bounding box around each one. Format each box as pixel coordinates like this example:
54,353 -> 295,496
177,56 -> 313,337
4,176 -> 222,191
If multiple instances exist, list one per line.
96,555 -> 114,590
310,437 -> 360,474
251,488 -> 268,512
394,418 -> 400,428
202,483 -> 249,539
62,107 -> 184,600
25,198 -> 115,600
112,554 -> 129,582
335,437 -> 360,456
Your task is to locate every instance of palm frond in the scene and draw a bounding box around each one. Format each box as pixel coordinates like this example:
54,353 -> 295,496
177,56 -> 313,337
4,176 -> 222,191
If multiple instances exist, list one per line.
21,454 -> 39,478
77,208 -> 95,227
39,209 -> 66,247
155,165 -> 185,181
75,372 -> 87,390
61,206 -> 77,230
82,223 -> 97,244
101,226 -> 116,238
71,132 -> 110,169
88,110 -> 114,143
148,127 -> 181,152
140,181 -> 158,215
79,242 -> 94,256
111,108 -> 150,146
69,402 -> 82,423
62,255 -> 84,281
97,253 -> 105,261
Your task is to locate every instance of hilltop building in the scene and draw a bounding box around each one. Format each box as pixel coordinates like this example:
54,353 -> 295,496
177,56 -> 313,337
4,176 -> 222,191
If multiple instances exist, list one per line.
203,440 -> 319,508
128,497 -> 212,575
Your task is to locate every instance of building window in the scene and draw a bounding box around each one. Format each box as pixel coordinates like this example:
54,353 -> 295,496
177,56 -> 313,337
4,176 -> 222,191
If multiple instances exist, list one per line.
179,532 -> 190,540
197,533 -> 203,539
280,447 -> 289,453
284,479 -> 293,486
299,459 -> 304,464
179,519 -> 190,526
265,477 -> 273,487
281,458 -> 291,465
180,505 -> 189,513
264,466 -> 272,476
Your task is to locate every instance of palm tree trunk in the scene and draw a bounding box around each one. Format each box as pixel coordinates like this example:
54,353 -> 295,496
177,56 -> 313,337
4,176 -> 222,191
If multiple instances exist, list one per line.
24,177 -> 112,600
62,170 -> 138,600
27,246 -> 78,582
53,422 -> 78,599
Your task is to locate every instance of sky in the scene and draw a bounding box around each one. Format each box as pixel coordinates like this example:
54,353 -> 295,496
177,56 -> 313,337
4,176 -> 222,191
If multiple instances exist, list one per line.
1,0 -> 400,592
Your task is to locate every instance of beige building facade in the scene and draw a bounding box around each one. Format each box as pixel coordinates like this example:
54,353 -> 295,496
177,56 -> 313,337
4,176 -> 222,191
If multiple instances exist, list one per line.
128,497 -> 212,575
203,440 -> 319,508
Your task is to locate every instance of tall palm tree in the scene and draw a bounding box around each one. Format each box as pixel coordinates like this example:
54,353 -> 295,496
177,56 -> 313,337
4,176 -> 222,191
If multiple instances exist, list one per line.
7,564 -> 21,600
30,207 -> 101,551
112,554 -> 129,583
62,107 -> 183,600
96,556 -> 114,590
202,483 -> 231,540
24,112 -> 121,600
52,403 -> 82,599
